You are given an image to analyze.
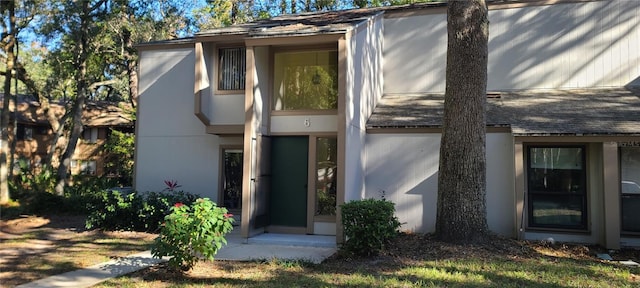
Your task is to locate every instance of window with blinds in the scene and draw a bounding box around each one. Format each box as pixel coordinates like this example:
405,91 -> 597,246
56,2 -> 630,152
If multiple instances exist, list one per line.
218,47 -> 246,91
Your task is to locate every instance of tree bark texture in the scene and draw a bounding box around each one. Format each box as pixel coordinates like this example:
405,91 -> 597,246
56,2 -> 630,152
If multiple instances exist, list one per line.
436,0 -> 489,243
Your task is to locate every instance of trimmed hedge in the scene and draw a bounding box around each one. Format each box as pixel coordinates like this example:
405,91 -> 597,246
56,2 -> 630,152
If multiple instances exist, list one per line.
341,198 -> 401,256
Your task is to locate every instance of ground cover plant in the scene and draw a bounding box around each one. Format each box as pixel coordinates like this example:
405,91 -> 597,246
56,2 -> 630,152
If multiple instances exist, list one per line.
96,233 -> 640,288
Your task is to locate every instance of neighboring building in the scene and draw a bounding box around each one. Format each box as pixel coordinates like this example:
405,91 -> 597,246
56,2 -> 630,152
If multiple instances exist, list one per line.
4,96 -> 134,177
134,0 -> 640,249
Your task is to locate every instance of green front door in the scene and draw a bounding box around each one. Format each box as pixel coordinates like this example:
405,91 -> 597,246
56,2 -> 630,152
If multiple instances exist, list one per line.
270,136 -> 308,228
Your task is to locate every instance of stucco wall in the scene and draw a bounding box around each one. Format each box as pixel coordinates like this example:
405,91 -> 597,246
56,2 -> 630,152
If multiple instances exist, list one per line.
364,133 -> 514,236
136,47 -> 241,198
383,0 -> 640,93
344,15 -> 384,202
201,42 -> 245,125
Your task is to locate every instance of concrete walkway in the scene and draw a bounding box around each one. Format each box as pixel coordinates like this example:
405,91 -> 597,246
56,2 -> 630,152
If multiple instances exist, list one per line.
15,232 -> 337,288
15,251 -> 165,288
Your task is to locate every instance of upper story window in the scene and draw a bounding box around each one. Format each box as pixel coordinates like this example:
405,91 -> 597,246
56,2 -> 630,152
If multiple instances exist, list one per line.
218,47 -> 246,91
83,127 -> 99,144
17,124 -> 33,141
272,50 -> 338,111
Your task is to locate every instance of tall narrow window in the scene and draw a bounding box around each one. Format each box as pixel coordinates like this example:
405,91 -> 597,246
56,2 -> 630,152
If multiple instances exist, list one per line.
272,50 -> 338,111
218,47 -> 246,91
222,149 -> 243,210
620,146 -> 640,233
315,137 -> 337,216
527,146 -> 587,230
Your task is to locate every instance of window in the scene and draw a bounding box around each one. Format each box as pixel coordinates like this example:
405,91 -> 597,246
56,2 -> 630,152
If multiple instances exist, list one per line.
17,125 -> 33,140
272,50 -> 338,111
620,146 -> 640,233
218,47 -> 246,91
315,137 -> 337,216
83,127 -> 98,143
221,149 -> 243,210
80,160 -> 97,175
527,146 -> 587,230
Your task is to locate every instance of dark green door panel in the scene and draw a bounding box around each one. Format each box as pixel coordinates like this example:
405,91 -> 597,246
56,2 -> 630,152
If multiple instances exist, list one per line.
270,136 -> 308,227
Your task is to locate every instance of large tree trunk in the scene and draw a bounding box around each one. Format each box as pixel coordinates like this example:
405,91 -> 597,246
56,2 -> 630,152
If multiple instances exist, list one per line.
0,0 -> 16,204
436,0 -> 489,243
55,0 -> 90,195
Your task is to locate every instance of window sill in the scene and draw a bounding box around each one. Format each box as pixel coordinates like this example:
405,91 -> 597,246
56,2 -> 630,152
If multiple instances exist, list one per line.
525,227 -> 590,235
271,110 -> 338,116
214,90 -> 245,95
621,231 -> 640,237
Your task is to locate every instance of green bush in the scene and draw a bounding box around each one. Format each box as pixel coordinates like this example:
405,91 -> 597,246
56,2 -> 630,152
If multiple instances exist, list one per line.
85,189 -> 199,232
9,164 -> 116,215
152,198 -> 234,272
10,163 -> 56,200
340,198 -> 401,256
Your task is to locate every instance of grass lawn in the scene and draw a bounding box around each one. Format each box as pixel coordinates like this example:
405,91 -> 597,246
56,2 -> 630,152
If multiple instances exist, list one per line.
96,234 -> 640,288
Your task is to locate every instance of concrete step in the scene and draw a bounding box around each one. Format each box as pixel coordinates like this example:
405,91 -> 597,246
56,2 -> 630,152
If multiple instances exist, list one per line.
247,233 -> 337,248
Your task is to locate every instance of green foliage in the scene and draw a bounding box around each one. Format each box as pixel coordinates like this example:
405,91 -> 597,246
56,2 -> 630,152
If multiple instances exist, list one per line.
340,198 -> 401,256
152,198 -> 234,272
103,128 -> 135,186
11,162 -> 56,198
85,189 -> 199,232
67,176 -> 120,198
9,164 -> 72,214
8,164 -> 121,215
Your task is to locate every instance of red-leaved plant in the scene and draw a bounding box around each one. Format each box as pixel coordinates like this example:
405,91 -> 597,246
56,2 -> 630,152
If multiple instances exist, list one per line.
163,180 -> 181,192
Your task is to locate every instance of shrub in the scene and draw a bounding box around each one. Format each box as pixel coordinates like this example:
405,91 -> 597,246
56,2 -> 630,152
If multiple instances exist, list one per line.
340,198 -> 401,256
85,190 -> 199,232
9,164 -> 115,215
10,164 -> 56,200
152,198 -> 234,272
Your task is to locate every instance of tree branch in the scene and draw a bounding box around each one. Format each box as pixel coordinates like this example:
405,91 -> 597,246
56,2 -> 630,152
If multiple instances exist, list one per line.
88,79 -> 117,91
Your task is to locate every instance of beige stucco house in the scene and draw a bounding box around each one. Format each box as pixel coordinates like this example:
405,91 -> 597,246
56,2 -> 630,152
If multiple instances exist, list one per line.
134,0 -> 640,249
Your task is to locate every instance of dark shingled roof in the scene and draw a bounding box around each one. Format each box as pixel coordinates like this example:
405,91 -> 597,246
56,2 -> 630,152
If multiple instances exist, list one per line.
367,87 -> 640,136
196,9 -> 383,38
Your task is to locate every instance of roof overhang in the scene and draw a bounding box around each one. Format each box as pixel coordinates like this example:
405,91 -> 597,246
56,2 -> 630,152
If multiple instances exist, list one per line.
367,87 -> 640,137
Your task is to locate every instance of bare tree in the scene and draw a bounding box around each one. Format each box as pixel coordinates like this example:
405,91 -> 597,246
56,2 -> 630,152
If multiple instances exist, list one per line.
436,0 -> 489,243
